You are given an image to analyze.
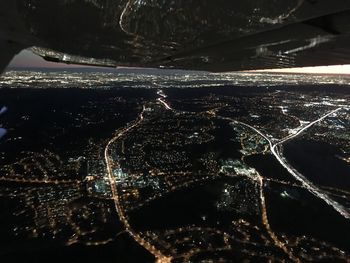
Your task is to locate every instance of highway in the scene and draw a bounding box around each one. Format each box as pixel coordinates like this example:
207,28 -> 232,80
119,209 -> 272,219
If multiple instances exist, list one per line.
157,98 -> 172,110
275,107 -> 342,145
234,108 -> 350,219
104,96 -> 172,262
104,90 -> 349,263
157,89 -> 173,110
156,93 -> 300,261
0,176 -> 80,185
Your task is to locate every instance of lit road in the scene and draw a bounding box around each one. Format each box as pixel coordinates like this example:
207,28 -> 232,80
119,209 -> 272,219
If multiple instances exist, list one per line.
157,89 -> 172,110
157,98 -> 172,110
105,90 -> 349,263
275,107 -> 342,145
156,93 -> 300,261
104,97 -> 172,262
233,107 -> 350,219
0,176 -> 80,185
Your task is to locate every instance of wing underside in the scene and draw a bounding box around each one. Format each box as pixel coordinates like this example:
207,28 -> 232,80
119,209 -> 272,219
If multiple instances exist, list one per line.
1,0 -> 350,72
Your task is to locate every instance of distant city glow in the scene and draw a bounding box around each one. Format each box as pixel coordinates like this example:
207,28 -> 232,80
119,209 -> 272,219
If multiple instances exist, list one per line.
7,49 -> 350,74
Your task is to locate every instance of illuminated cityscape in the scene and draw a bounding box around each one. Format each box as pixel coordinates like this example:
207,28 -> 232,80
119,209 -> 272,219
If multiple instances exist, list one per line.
0,69 -> 349,262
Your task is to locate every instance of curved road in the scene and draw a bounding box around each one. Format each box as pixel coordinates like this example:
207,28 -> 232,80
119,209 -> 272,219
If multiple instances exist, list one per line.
233,107 -> 350,219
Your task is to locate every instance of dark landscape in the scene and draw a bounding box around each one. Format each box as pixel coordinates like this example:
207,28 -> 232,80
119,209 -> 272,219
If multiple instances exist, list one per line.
0,69 -> 349,262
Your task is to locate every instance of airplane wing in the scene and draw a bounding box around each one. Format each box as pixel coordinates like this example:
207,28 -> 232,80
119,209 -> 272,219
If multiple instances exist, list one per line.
1,0 -> 350,72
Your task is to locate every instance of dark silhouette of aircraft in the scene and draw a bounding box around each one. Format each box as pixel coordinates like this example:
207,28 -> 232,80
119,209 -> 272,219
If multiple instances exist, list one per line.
1,0 -> 350,72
